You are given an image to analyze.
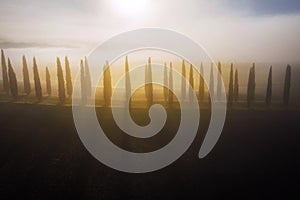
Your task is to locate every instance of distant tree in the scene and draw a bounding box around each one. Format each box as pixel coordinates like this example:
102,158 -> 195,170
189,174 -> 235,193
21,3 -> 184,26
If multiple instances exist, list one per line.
103,61 -> 112,106
189,64 -> 194,102
234,68 -> 239,102
209,63 -> 214,101
247,63 -> 256,107
168,62 -> 173,105
217,61 -> 222,101
163,62 -> 168,102
283,64 -> 291,106
125,56 -> 131,102
198,62 -> 205,101
65,56 -> 73,97
33,57 -> 42,101
1,49 -> 9,94
84,57 -> 92,101
7,58 -> 18,99
46,67 -> 51,96
57,57 -> 65,103
145,57 -> 153,105
228,63 -> 234,106
266,66 -> 272,106
181,60 -> 186,100
80,60 -> 86,105
22,55 -> 31,95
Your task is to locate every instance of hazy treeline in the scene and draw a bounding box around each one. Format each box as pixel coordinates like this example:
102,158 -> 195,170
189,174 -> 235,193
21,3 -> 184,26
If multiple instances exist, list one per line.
0,49 -> 293,107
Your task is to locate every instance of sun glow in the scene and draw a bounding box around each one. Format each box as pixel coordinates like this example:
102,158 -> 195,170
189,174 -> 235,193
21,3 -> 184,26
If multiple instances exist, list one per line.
111,0 -> 150,18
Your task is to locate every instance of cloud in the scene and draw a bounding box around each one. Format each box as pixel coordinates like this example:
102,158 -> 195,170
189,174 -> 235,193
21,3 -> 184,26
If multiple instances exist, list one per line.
0,40 -> 77,49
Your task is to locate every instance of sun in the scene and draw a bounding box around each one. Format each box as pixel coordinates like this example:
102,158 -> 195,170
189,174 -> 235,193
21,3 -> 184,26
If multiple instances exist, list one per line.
111,0 -> 150,18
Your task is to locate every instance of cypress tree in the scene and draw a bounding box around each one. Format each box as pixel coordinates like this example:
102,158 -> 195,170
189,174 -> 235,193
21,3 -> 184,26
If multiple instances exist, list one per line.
209,63 -> 214,101
228,63 -> 234,106
22,55 -> 31,95
168,62 -> 173,105
33,57 -> 42,100
125,56 -> 131,102
283,64 -> 291,106
266,66 -> 272,106
57,57 -> 65,103
80,60 -> 86,105
84,57 -> 92,101
234,68 -> 239,102
217,61 -> 222,101
189,64 -> 194,102
181,60 -> 186,100
46,67 -> 51,96
7,58 -> 18,99
163,62 -> 168,102
198,62 -> 205,101
145,57 -> 153,105
247,63 -> 256,107
65,56 -> 73,97
103,61 -> 112,106
1,49 -> 9,94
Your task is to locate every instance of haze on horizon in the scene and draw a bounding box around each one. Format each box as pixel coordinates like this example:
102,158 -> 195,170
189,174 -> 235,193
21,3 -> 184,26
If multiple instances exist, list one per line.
0,0 -> 300,67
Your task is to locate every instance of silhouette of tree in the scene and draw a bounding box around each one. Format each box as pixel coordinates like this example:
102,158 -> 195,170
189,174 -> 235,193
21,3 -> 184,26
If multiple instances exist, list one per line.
163,62 -> 168,102
22,55 -> 31,95
198,62 -> 205,101
84,57 -> 92,101
33,57 -> 42,101
266,66 -> 272,106
46,67 -> 51,96
103,61 -> 112,106
1,49 -> 9,94
228,63 -> 234,106
7,58 -> 18,99
65,56 -> 73,97
189,64 -> 194,102
125,56 -> 131,102
181,60 -> 186,100
168,62 -> 173,105
80,60 -> 86,105
283,64 -> 291,106
247,63 -> 256,107
209,63 -> 214,101
145,57 -> 153,105
234,68 -> 239,102
217,61 -> 222,101
57,57 -> 65,103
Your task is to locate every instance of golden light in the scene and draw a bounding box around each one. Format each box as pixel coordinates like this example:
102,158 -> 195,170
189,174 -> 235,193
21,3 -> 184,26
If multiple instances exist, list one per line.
111,0 -> 150,18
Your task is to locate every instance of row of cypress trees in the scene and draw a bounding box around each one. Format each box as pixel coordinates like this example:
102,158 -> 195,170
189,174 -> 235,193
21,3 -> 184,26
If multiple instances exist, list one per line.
1,49 -> 74,103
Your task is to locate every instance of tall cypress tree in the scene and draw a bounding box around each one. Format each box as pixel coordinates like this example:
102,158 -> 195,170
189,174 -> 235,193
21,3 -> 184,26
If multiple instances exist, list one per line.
57,57 -> 65,103
181,60 -> 186,100
163,62 -> 168,102
189,64 -> 194,102
125,56 -> 131,102
103,61 -> 112,106
148,57 -> 153,104
46,67 -> 51,96
7,58 -> 18,99
283,64 -> 291,106
65,56 -> 73,97
234,68 -> 239,102
247,63 -> 256,107
198,62 -> 205,101
22,55 -> 31,95
168,62 -> 173,105
80,60 -> 86,105
266,66 -> 272,106
228,63 -> 234,106
217,61 -> 222,101
209,63 -> 214,101
1,49 -> 9,94
84,57 -> 92,101
33,57 -> 42,101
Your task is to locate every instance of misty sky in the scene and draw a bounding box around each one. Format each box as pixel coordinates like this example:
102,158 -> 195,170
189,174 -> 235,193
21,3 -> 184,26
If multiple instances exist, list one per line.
1,0 -> 300,65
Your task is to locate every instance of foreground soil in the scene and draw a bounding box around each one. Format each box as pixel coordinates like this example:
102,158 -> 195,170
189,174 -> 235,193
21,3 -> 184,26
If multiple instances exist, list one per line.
0,102 -> 299,199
